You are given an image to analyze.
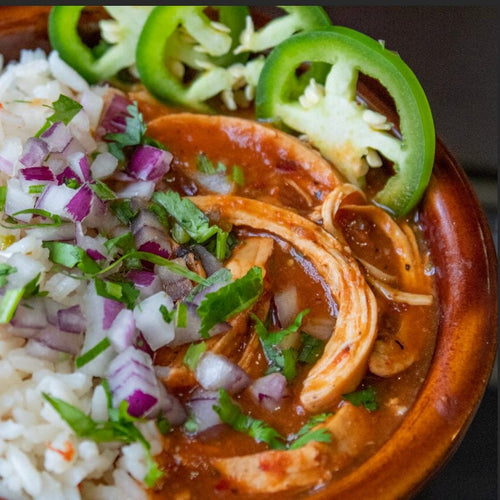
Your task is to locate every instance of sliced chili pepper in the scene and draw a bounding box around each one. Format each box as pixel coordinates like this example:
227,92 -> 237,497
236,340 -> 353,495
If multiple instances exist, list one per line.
255,26 -> 436,217
48,6 -> 154,84
135,6 -> 331,113
135,6 -> 249,113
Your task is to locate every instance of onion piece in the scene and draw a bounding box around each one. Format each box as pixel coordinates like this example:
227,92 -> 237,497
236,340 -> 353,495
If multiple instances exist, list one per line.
97,92 -> 131,137
10,297 -> 48,330
103,299 -> 125,330
133,292 -> 175,350
20,166 -> 55,182
149,382 -> 187,425
248,373 -> 289,412
19,137 -> 49,168
107,346 -> 160,417
274,286 -> 299,328
65,184 -> 93,222
40,121 -> 72,153
115,181 -> 155,200
128,145 -> 172,181
133,225 -> 172,259
186,388 -> 222,432
191,244 -> 222,276
35,183 -> 75,220
126,270 -> 163,300
4,178 -> 35,221
107,308 -> 137,353
195,352 -> 251,394
57,304 -> 86,333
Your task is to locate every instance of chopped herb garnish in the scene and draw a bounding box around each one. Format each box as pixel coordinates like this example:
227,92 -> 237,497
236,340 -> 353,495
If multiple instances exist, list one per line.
75,337 -> 111,368
42,241 -> 101,275
159,304 -> 174,324
298,332 -> 325,365
288,413 -> 332,450
196,153 -> 226,174
109,199 -> 139,225
197,266 -> 263,338
28,184 -> 45,194
342,386 -> 378,412
94,278 -> 139,309
0,186 -> 6,211
0,263 -> 17,288
253,309 -> 310,381
89,180 -> 116,201
184,414 -> 198,434
64,177 -> 81,189
105,102 -> 146,161
22,272 -> 47,300
214,388 -> 287,449
35,94 -> 83,137
175,301 -> 188,328
231,165 -> 245,186
1,209 -> 62,230
0,288 -> 24,324
104,231 -> 136,255
185,267 -> 232,302
156,413 -> 172,435
183,341 -> 207,371
42,387 -> 164,487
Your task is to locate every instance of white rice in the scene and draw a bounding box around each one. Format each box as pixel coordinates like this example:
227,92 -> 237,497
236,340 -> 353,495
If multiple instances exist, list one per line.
0,50 -> 159,500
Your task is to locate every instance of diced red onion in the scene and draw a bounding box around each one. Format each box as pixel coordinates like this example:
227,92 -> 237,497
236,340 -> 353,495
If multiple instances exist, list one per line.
40,121 -> 72,153
195,352 -> 251,395
20,166 -> 55,182
195,172 -> 234,194
248,373 -> 289,412
90,152 -> 118,180
24,339 -> 62,361
65,184 -> 93,222
107,346 -> 160,417
10,298 -> 48,330
43,298 -> 62,326
35,183 -> 75,220
131,210 -> 165,233
0,155 -> 13,175
133,226 -> 172,259
4,179 -> 35,221
302,315 -> 336,340
68,152 -> 91,183
191,244 -> 222,276
274,286 -> 299,328
103,298 -> 125,330
148,382 -> 187,425
75,222 -> 108,261
133,292 -> 175,350
115,181 -> 155,200
26,223 -> 76,242
128,145 -> 173,182
19,137 -> 49,168
98,93 -> 131,137
108,308 -> 137,353
126,270 -> 163,300
56,166 -> 81,186
187,388 -> 222,432
57,305 -> 86,333
155,263 -> 193,302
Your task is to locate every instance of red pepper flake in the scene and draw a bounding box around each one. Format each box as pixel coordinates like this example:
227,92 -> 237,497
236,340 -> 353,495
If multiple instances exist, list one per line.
48,440 -> 75,462
214,479 -> 231,492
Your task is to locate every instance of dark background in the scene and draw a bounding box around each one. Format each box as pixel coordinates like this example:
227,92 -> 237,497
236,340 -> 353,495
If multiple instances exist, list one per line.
319,6 -> 497,500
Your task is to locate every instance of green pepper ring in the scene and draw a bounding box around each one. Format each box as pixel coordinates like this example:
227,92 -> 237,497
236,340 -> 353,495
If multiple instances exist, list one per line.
256,26 -> 436,217
135,6 -> 249,113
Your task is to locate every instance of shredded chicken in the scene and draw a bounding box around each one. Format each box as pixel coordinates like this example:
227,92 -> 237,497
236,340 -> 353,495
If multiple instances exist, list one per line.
190,195 -> 378,412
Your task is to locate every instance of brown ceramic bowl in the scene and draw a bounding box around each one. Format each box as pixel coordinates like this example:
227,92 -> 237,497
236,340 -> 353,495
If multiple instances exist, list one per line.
0,6 -> 497,499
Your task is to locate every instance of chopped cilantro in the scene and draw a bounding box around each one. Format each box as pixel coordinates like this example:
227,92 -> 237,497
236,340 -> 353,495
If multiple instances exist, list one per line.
109,199 -> 139,225
94,277 -> 139,309
231,165 -> 245,186
288,413 -> 332,450
342,386 -> 378,412
35,95 -> 83,137
28,184 -> 45,194
159,304 -> 174,324
183,341 -> 207,371
0,289 -> 24,324
252,309 -> 310,381
298,332 -> 325,365
42,241 -> 101,275
175,301 -> 188,328
1,209 -> 62,230
185,267 -> 232,302
75,337 -> 110,368
0,263 -> 17,288
105,102 -> 146,161
196,153 -> 227,174
42,387 -> 164,487
104,232 -> 136,255
89,180 -> 116,201
196,266 -> 263,338
0,186 -> 6,211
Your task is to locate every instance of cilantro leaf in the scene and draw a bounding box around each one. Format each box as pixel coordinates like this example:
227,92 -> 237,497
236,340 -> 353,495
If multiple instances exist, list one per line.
253,309 -> 309,381
42,390 -> 164,487
109,199 -> 139,225
36,95 -> 83,136
298,332 -> 325,365
185,267 -> 232,302
288,413 -> 332,450
94,278 -> 139,309
42,241 -> 102,275
105,102 -> 146,161
0,186 -> 6,211
342,386 -> 378,412
0,263 -> 17,288
104,232 -> 136,255
231,165 -> 245,186
196,153 -> 226,174
89,180 -> 116,201
75,337 -> 111,368
1,208 -> 62,230
213,388 -> 286,449
197,266 -> 263,338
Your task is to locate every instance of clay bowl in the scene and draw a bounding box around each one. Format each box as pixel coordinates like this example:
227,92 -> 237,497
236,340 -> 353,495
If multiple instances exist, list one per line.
0,6 -> 497,499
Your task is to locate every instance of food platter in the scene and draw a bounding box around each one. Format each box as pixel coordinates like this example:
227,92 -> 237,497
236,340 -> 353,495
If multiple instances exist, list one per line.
0,6 -> 497,500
